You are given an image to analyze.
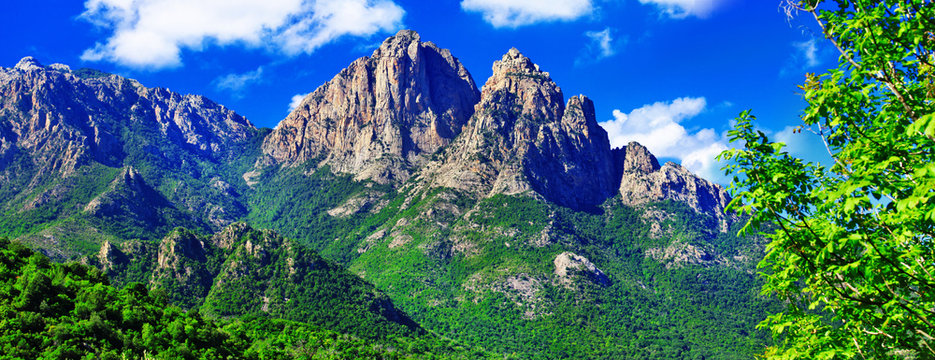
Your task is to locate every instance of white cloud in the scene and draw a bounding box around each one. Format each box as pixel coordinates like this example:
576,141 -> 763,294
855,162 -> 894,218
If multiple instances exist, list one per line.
600,97 -> 730,181
215,67 -> 264,93
288,92 -> 310,112
576,28 -> 623,66
587,28 -> 615,58
80,0 -> 404,69
461,0 -> 593,28
638,0 -> 723,19
275,0 -> 406,55
793,39 -> 819,67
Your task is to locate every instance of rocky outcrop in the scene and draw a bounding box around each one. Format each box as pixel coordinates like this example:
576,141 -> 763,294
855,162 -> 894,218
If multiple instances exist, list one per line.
200,223 -> 421,335
96,240 -> 129,274
260,30 -> 480,184
209,221 -> 251,250
425,48 -> 618,209
553,251 -> 609,286
149,229 -> 215,307
155,229 -> 208,270
645,241 -> 724,269
616,141 -> 660,175
84,167 -> 159,220
616,141 -> 732,229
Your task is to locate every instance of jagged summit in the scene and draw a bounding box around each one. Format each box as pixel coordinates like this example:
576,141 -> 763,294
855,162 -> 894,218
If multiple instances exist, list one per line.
260,34 -> 732,215
14,56 -> 43,71
9,56 -> 71,73
424,49 -> 617,209
418,48 -> 731,215
498,47 -> 544,73
371,29 -> 421,57
620,141 -> 661,174
260,29 -> 480,184
478,48 -> 564,122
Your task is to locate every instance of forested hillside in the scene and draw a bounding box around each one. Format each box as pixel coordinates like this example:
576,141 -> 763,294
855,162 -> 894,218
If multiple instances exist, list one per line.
0,237 -> 493,359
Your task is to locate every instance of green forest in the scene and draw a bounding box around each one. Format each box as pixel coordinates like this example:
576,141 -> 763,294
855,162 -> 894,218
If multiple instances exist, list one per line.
0,237 -> 491,359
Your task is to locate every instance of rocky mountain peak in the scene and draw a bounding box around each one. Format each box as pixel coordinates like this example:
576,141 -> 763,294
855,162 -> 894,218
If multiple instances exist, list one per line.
0,57 -> 257,178
261,30 -> 480,184
426,51 -> 617,209
616,142 -> 733,230
561,95 -> 601,139
14,56 -> 43,71
96,240 -> 129,273
372,29 -> 421,58
621,141 -> 661,174
500,48 -> 539,72
0,57 -> 257,245
479,48 -> 564,122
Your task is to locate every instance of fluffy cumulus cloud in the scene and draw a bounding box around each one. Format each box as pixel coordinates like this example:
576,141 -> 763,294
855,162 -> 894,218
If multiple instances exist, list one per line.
288,92 -> 310,112
460,0 -> 593,28
600,97 -> 729,181
80,0 -> 404,68
638,0 -> 723,18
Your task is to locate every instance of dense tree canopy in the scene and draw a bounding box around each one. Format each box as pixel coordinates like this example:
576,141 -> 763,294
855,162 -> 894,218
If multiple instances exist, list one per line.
721,0 -> 935,358
0,237 -> 490,359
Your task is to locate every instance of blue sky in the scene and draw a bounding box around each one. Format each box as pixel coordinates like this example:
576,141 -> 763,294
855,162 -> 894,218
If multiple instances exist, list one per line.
1,0 -> 832,182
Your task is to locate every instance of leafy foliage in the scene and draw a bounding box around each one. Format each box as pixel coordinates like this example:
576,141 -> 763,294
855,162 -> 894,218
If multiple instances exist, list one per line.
720,1 -> 935,357
0,237 -> 237,359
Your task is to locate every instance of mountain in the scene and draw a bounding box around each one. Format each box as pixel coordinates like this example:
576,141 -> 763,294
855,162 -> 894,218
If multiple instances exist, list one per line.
282,46 -> 769,358
0,30 -> 773,359
0,57 -> 262,259
249,38 -> 768,358
259,30 -> 480,184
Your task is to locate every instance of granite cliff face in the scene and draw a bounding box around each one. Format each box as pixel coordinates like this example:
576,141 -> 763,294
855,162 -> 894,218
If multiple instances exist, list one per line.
424,48 -> 618,209
260,30 -> 480,184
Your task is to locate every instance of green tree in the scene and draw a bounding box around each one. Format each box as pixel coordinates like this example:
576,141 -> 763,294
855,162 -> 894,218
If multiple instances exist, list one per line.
720,0 -> 935,358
